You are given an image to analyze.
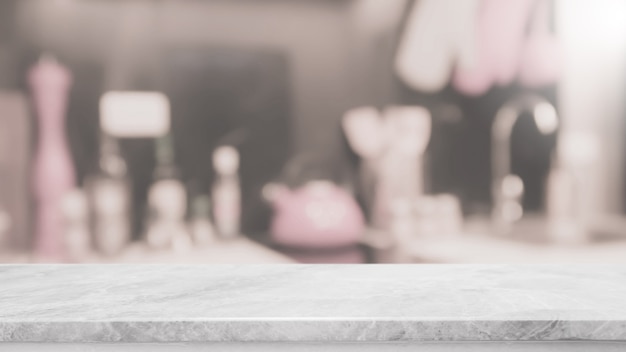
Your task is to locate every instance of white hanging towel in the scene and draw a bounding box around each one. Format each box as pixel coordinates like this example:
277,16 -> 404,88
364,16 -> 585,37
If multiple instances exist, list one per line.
395,0 -> 480,93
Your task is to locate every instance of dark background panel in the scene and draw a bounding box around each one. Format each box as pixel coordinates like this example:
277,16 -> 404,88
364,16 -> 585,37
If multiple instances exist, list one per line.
162,47 -> 291,236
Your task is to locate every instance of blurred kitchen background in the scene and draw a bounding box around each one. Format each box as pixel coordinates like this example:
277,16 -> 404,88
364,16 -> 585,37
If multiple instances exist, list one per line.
0,0 -> 625,263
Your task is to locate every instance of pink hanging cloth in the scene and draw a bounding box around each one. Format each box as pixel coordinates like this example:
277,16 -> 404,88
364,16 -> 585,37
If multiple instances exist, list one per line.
518,0 -> 563,87
453,0 -> 537,96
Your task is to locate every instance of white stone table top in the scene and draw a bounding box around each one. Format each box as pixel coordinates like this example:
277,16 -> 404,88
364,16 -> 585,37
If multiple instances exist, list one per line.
0,265 -> 625,343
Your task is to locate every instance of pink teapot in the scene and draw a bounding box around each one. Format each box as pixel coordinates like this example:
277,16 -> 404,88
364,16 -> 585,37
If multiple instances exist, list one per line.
264,180 -> 365,249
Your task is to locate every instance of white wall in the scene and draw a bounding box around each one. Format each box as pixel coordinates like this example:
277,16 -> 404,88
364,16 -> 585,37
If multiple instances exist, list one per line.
556,0 -> 626,215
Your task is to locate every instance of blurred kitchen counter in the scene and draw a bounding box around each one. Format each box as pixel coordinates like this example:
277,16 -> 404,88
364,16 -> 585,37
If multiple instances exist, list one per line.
364,214 -> 626,264
0,237 -> 295,264
363,212 -> 626,264
405,234 -> 626,263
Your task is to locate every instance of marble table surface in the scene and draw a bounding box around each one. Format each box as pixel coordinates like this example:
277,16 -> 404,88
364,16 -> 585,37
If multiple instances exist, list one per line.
0,265 -> 625,343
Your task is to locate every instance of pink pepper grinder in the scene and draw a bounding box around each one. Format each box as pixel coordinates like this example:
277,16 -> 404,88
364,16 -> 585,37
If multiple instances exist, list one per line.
28,55 -> 75,261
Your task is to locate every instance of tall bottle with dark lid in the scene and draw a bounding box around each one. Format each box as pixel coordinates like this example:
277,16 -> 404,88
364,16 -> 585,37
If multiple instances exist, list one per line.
145,133 -> 191,251
190,194 -> 216,245
154,133 -> 180,181
85,132 -> 131,256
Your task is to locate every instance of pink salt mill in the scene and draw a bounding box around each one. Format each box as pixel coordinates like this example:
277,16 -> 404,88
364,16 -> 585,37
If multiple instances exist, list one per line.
28,56 -> 75,260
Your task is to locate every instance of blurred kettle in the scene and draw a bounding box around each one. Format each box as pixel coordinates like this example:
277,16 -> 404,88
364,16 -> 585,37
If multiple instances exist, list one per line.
263,154 -> 365,249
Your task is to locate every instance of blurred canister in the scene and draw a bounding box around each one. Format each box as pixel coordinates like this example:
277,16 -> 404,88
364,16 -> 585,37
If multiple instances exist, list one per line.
435,194 -> 463,236
414,196 -> 438,237
61,189 -> 91,261
546,132 -> 599,244
388,198 -> 415,263
414,194 -> 463,237
88,178 -> 131,255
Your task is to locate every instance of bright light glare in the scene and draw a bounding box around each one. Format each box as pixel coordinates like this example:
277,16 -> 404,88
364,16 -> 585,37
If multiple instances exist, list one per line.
558,0 -> 626,48
534,102 -> 559,134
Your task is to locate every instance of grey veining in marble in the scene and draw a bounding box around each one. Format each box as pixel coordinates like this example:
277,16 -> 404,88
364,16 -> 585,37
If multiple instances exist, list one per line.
1,265 -> 626,342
